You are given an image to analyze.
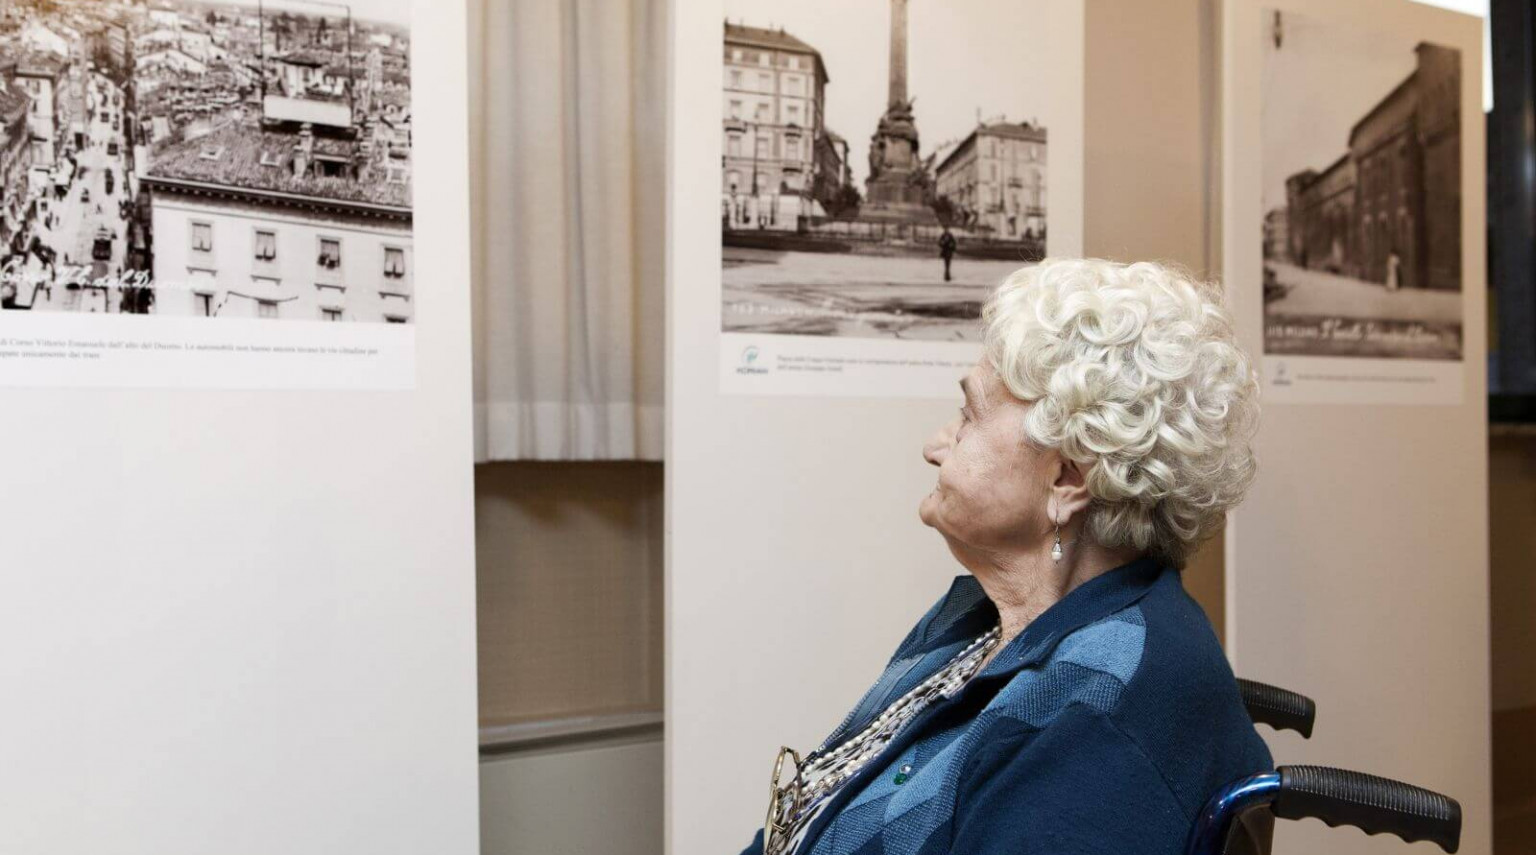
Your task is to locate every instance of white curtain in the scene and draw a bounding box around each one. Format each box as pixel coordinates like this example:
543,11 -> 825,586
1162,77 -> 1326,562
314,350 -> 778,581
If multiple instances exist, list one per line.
470,0 -> 666,461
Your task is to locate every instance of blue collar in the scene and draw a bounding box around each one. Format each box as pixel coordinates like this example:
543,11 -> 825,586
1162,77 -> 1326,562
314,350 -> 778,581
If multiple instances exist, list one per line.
896,556 -> 1167,678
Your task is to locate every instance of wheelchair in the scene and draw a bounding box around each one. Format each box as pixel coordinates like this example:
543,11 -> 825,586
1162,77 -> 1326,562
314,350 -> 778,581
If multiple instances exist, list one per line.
1186,678 -> 1462,855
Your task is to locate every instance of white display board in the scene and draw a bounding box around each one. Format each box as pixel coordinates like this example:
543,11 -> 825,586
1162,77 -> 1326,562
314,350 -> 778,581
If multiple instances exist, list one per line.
0,0 -> 479,852
668,0 -> 1083,851
1223,0 -> 1490,851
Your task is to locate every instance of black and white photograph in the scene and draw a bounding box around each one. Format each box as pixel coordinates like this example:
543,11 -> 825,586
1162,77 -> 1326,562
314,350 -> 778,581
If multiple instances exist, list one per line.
0,0 -> 412,324
1262,8 -> 1462,360
720,0 -> 1058,343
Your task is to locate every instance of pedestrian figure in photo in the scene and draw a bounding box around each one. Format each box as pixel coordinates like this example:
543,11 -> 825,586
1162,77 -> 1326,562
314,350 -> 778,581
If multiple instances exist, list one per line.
1386,246 -> 1401,292
938,226 -> 957,283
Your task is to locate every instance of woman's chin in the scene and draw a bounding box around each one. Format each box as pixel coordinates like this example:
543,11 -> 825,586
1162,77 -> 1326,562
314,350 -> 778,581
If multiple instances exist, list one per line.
918,492 -> 942,529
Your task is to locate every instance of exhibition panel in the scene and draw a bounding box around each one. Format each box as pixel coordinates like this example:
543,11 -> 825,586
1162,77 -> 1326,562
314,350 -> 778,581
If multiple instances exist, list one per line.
0,1 -> 480,853
668,1 -> 1087,852
1223,1 -> 1492,853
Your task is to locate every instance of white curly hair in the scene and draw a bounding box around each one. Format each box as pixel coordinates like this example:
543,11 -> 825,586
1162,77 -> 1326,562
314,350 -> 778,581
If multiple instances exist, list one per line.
982,258 -> 1260,568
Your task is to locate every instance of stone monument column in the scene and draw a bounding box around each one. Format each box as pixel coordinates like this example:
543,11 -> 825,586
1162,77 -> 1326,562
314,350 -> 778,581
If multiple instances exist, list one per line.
864,0 -> 934,219
889,0 -> 908,109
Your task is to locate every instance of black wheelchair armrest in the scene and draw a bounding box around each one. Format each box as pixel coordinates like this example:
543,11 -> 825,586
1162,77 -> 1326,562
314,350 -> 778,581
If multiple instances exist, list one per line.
1187,767 -> 1462,855
1237,678 -> 1316,739
1271,765 -> 1461,853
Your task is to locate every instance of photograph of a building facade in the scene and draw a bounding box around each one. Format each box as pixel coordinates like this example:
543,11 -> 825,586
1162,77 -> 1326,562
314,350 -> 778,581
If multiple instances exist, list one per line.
1262,10 -> 1461,360
0,0 -> 412,324
721,0 -> 1051,342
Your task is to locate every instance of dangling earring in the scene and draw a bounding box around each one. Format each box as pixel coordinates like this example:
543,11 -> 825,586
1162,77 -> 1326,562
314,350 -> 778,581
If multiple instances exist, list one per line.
1051,511 -> 1064,562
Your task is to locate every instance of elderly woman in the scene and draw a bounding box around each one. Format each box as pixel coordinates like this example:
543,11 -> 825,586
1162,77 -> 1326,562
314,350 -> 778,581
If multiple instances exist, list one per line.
746,259 -> 1270,855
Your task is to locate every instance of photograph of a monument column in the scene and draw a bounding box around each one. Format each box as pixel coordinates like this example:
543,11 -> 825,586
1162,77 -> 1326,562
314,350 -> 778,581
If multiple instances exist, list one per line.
721,0 -> 1054,342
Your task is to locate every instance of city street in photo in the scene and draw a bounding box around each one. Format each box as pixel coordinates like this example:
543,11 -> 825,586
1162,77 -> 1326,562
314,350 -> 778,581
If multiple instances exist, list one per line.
723,250 -> 1021,341
0,0 -> 412,324
721,0 -> 1056,343
1262,9 -> 1463,360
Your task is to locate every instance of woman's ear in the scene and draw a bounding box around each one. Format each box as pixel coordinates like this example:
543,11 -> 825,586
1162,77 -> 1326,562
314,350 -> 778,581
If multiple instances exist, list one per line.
1052,458 -> 1094,521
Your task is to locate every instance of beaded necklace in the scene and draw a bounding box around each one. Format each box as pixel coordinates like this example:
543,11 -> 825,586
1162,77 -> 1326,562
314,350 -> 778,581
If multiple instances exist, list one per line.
764,625 -> 1001,855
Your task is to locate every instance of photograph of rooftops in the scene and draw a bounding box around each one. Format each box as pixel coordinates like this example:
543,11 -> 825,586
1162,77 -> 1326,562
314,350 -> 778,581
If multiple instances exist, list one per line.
0,0 -> 414,323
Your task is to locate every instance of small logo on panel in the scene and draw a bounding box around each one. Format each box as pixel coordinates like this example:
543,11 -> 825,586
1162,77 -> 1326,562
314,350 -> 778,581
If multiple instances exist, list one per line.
737,345 -> 768,375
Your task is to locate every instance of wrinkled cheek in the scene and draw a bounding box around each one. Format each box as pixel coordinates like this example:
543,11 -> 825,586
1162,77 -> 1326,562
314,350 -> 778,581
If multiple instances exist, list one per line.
943,474 -> 1016,543
932,474 -> 976,530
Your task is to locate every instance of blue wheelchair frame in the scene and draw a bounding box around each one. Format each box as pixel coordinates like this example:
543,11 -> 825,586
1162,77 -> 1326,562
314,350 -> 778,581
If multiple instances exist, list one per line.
1185,679 -> 1463,855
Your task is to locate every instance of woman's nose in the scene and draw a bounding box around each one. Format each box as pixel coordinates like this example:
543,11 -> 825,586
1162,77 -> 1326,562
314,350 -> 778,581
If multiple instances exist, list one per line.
923,420 -> 957,466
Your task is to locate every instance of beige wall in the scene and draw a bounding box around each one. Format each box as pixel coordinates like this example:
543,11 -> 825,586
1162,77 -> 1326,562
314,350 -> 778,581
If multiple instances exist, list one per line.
1084,0 -> 1213,272
1083,0 -> 1226,629
476,462 -> 664,728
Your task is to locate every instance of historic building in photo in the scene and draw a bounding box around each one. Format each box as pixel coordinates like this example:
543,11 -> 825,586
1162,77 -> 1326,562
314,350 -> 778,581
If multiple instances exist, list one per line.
720,22 -> 828,231
1262,206 -> 1288,262
141,43 -> 413,324
1284,42 -> 1461,290
141,120 -> 412,323
934,120 -> 1047,239
0,76 -> 31,245
10,51 -> 66,173
131,6 -> 414,324
811,128 -> 850,212
1284,153 -> 1356,274
96,17 -> 132,84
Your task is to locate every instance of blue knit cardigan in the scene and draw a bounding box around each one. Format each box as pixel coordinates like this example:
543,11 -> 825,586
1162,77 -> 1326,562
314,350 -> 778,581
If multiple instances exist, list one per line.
739,558 -> 1272,855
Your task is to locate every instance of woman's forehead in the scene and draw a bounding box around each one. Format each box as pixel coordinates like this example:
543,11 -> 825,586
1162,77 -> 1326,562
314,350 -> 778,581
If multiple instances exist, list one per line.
967,360 -> 1033,417
967,360 -> 1006,396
